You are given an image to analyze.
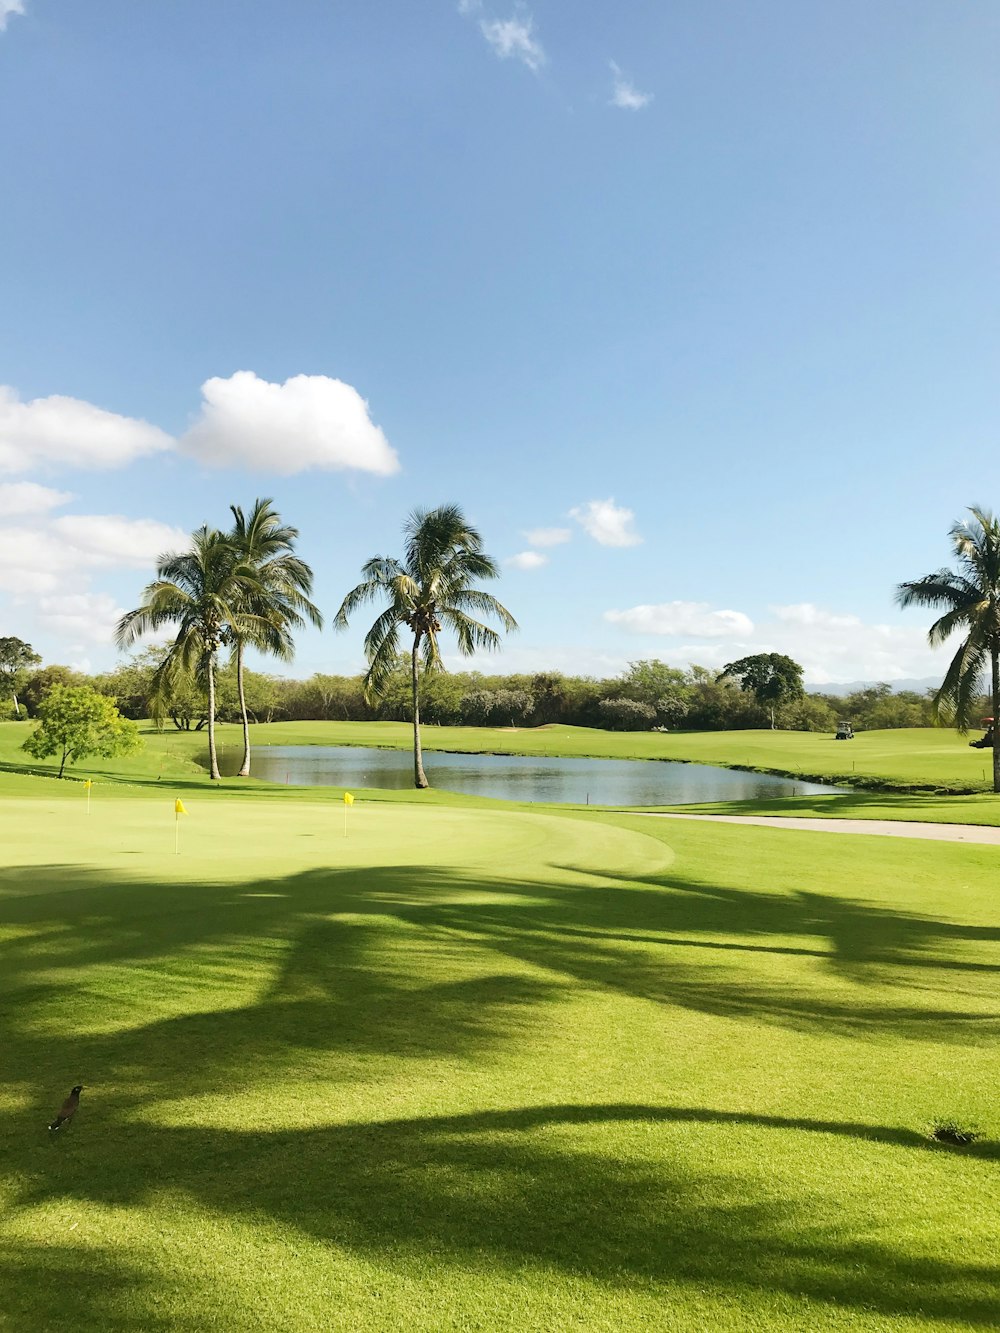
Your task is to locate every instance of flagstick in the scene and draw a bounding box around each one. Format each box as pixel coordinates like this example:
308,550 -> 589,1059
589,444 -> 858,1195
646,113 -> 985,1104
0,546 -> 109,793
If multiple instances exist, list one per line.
175,812 -> 180,855
86,784 -> 91,816
344,801 -> 348,838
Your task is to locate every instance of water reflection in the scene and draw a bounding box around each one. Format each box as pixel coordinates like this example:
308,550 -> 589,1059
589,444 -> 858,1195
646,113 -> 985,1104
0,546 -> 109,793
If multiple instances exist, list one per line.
215,744 -> 846,805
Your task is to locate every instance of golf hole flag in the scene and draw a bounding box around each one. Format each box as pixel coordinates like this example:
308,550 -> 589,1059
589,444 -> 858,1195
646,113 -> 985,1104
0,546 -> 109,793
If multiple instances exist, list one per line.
174,798 -> 187,854
84,778 -> 93,814
343,791 -> 354,836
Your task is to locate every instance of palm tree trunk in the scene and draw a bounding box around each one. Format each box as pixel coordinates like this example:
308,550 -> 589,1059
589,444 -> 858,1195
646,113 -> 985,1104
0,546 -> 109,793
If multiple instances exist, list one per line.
411,634 -> 429,789
236,640 -> 251,777
207,651 -> 221,781
992,649 -> 1000,795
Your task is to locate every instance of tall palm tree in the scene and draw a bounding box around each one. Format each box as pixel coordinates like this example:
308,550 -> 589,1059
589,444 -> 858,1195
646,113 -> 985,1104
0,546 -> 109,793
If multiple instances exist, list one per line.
897,505 -> 1000,793
335,504 -> 517,788
228,499 -> 323,777
116,526 -> 268,781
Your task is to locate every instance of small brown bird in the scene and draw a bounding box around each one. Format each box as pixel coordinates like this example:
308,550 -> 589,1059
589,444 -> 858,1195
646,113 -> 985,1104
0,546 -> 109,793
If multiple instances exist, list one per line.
48,1085 -> 83,1132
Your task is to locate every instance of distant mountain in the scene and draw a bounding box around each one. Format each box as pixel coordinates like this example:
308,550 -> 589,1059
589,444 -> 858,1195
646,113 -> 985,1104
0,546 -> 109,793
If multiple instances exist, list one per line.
804,677 -> 938,697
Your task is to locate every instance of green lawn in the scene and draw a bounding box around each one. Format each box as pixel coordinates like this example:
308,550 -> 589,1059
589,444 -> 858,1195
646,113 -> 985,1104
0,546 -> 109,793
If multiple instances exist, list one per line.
1,778 -> 999,1329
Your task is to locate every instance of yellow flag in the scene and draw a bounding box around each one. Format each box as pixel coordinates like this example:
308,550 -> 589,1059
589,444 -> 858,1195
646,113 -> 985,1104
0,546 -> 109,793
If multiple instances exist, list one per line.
175,799 -> 187,815
84,779 -> 93,790
343,792 -> 354,806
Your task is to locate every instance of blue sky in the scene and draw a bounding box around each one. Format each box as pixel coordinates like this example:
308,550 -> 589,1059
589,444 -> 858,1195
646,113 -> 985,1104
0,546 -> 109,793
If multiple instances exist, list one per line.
1,1 -> 998,683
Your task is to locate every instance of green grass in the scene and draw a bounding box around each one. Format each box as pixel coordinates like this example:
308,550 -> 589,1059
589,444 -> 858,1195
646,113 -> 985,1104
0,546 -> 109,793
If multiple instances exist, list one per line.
659,790 -> 1000,826
2,783 -> 999,1329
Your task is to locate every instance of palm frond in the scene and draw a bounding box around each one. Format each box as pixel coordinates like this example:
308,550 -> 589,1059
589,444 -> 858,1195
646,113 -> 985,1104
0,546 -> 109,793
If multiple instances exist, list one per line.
363,630 -> 402,703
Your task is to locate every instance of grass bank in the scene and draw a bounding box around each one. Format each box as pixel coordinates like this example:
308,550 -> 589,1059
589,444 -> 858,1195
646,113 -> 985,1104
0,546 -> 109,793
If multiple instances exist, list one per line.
1,791 -> 999,1329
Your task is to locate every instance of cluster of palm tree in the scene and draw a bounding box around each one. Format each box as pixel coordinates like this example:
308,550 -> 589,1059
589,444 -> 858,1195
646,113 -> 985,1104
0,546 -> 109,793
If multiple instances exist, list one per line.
118,501 -> 517,785
116,499 -> 322,780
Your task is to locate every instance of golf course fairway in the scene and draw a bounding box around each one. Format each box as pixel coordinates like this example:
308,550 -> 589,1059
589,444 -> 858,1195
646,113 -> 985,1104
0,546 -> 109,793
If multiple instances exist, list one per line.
2,788 -> 999,1330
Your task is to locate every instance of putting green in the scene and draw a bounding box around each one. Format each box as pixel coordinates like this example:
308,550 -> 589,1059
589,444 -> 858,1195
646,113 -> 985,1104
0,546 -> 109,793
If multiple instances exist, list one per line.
0,796 -> 674,884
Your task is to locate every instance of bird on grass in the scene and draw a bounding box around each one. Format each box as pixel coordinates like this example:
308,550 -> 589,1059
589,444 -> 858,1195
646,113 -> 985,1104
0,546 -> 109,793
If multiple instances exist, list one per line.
48,1085 -> 83,1132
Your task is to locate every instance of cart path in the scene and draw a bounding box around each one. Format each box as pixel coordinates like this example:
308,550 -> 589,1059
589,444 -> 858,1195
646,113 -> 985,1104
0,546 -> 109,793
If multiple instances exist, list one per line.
643,812 -> 1000,844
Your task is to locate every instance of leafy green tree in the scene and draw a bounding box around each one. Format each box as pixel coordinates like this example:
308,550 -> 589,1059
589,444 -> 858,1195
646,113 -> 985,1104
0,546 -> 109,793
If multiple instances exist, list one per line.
897,505 -> 1000,792
654,694 -> 688,728
719,653 -> 805,728
116,526 -> 272,780
22,684 -> 140,778
20,664 -> 86,717
617,659 -> 688,708
780,694 -> 839,733
0,637 -> 41,718
228,499 -> 322,776
336,504 -> 517,787
92,647 -> 163,719
597,697 -> 657,730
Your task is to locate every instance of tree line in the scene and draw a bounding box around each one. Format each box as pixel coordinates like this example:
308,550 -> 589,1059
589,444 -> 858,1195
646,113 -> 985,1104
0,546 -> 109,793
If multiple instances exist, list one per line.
4,646 -> 938,736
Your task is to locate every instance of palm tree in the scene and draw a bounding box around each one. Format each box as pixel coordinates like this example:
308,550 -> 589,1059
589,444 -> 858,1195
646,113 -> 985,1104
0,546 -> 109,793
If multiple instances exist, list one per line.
896,505 -> 1000,793
335,504 -> 517,788
116,526 -> 268,781
228,499 -> 323,777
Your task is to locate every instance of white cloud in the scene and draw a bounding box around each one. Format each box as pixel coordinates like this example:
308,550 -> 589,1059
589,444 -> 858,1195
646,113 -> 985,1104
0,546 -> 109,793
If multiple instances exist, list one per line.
0,386 -> 173,475
609,61 -> 653,111
0,2 -> 25,33
0,515 -> 187,597
0,482 -> 73,516
523,526 -> 571,547
606,601 -> 755,638
443,641 -> 629,678
770,603 -> 861,630
178,371 -> 399,476
51,515 -> 188,568
506,550 -> 549,571
602,596 -> 944,683
764,603 -> 940,685
37,592 -> 125,645
478,11 -> 546,72
570,498 -> 642,547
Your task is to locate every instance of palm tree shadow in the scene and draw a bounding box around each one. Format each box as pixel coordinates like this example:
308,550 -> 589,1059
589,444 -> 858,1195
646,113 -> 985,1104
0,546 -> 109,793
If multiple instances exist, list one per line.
8,1103 -> 1000,1329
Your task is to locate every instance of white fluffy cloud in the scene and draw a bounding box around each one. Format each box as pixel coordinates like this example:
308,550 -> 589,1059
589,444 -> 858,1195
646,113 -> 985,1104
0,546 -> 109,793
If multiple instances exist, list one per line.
0,386 -> 172,475
178,371 -> 399,476
609,61 -> 653,110
36,592 -> 125,645
51,515 -> 188,568
0,516 -> 187,596
606,601 -> 755,638
479,13 -> 546,71
0,482 -> 73,516
523,526 -> 571,547
764,604 -> 941,685
0,2 -> 25,33
602,596 -> 943,683
570,498 -> 642,547
506,550 -> 548,571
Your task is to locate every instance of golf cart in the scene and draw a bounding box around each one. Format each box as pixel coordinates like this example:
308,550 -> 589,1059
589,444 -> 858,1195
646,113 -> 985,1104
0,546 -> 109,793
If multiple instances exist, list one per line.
835,721 -> 854,741
970,717 -> 995,749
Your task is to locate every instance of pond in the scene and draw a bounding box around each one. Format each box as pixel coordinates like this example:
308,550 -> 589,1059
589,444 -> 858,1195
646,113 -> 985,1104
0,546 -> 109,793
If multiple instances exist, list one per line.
214,744 -> 847,806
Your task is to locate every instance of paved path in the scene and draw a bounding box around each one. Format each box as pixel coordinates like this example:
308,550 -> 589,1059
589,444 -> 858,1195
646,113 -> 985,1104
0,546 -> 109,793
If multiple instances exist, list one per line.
644,812 -> 1000,845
